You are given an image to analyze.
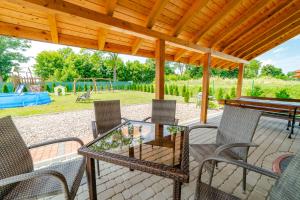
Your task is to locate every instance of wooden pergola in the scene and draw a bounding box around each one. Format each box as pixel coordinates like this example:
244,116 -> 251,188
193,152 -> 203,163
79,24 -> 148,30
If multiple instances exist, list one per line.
1,0 -> 299,123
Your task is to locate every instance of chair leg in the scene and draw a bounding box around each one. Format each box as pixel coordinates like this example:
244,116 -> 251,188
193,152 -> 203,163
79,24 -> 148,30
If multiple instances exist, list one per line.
97,160 -> 100,177
243,166 -> 247,192
208,162 -> 215,186
287,120 -> 291,130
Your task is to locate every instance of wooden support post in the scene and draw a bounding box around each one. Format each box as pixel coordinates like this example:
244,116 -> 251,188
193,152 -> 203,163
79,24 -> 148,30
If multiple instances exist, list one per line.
236,63 -> 244,98
155,39 -> 165,100
200,53 -> 211,124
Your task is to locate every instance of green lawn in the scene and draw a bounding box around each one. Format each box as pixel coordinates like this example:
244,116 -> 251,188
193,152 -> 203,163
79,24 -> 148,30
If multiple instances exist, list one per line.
0,91 -> 186,117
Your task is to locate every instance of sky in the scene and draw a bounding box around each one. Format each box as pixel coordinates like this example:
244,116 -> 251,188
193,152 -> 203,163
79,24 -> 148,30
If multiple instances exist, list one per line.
19,34 -> 300,74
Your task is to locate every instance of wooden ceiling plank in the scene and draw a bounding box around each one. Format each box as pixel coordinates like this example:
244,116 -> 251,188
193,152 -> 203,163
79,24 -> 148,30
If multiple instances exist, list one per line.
132,37 -> 143,54
192,0 -> 240,43
106,0 -> 117,16
222,0 -> 297,52
145,0 -> 169,28
48,13 -> 58,43
240,23 -> 300,58
5,0 -> 248,64
189,53 -> 202,64
174,49 -> 186,62
209,0 -> 271,48
234,14 -> 300,57
98,28 -> 108,50
244,26 -> 300,60
171,0 -> 209,37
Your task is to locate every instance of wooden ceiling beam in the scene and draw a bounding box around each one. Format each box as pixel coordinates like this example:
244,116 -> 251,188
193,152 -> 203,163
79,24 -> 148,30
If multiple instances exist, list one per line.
105,0 -> 117,16
208,0 -> 271,48
47,13 -> 58,43
174,49 -> 186,62
98,28 -> 108,50
5,0 -> 248,64
243,26 -> 300,60
236,17 -> 300,57
221,0 -> 296,52
145,0 -> 169,28
192,0 -> 240,43
131,38 -> 143,55
171,0 -> 209,37
189,53 -> 202,65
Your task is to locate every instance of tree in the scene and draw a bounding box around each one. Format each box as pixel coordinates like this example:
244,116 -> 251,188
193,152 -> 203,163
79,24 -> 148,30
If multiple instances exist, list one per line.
174,62 -> 186,75
260,64 -> 285,78
0,36 -> 30,81
107,53 -> 119,81
244,60 -> 261,78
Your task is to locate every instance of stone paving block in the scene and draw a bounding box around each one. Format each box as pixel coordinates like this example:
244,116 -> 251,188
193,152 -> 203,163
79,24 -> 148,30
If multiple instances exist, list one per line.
151,182 -> 164,193
122,189 -> 132,199
96,183 -> 107,193
111,193 -> 125,200
130,183 -> 146,196
98,188 -> 115,200
161,184 -> 173,199
142,178 -> 154,187
138,187 -> 155,200
114,183 -> 125,194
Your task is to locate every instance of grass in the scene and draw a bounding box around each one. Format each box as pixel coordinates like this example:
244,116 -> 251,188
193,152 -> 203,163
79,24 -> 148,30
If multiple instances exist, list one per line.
167,77 -> 300,99
0,91 -> 185,117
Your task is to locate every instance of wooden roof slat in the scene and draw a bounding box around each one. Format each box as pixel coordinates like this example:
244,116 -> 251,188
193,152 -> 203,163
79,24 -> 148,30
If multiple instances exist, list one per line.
221,0 -> 295,52
191,0 -> 241,44
234,12 -> 300,57
131,37 -> 143,54
97,28 -> 107,50
208,0 -> 272,48
174,49 -> 186,61
171,0 -> 209,36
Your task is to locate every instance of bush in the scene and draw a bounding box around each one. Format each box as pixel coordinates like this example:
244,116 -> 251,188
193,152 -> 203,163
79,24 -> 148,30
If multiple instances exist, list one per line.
209,101 -> 219,109
84,84 -> 88,91
251,86 -> 264,97
169,85 -> 174,95
182,85 -> 186,97
174,85 -> 179,96
151,85 -> 154,93
275,89 -> 290,99
89,85 -> 93,91
209,87 -> 214,96
52,83 -> 56,92
184,89 -> 190,103
2,84 -> 9,93
77,85 -> 82,92
225,93 -> 231,99
198,86 -> 202,92
45,84 -> 51,92
217,88 -> 224,100
23,86 -> 28,92
165,85 -> 169,95
230,87 -> 236,99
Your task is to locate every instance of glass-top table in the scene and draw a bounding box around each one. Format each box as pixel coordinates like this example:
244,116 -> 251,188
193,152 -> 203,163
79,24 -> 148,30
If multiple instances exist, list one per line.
78,120 -> 189,200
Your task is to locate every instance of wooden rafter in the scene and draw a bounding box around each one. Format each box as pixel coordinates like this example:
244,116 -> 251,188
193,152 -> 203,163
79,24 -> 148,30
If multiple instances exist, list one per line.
208,0 -> 271,48
145,0 -> 169,29
236,17 -> 300,57
98,28 -> 108,50
189,53 -> 202,65
191,0 -> 240,43
47,13 -> 58,43
132,38 -> 143,55
221,0 -> 295,52
174,49 -> 186,62
244,26 -> 300,60
105,0 -> 117,16
171,0 -> 209,37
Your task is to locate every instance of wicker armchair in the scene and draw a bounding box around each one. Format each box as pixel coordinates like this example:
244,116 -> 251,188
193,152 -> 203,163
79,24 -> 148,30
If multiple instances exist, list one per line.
0,116 -> 86,200
92,100 -> 128,176
195,151 -> 300,200
143,99 -> 179,125
189,105 -> 262,191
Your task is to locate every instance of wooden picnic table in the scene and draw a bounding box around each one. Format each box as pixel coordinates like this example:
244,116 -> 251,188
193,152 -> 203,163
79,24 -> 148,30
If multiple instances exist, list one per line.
219,96 -> 300,138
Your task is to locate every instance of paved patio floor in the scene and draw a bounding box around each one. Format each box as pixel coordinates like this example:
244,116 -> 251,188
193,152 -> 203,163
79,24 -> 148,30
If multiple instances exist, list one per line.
41,114 -> 300,200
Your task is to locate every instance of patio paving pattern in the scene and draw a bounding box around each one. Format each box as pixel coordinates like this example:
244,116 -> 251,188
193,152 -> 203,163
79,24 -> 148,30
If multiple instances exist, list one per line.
40,114 -> 300,200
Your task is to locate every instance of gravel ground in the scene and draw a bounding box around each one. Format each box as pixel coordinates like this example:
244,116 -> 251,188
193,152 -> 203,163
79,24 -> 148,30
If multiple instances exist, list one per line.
12,103 -> 219,145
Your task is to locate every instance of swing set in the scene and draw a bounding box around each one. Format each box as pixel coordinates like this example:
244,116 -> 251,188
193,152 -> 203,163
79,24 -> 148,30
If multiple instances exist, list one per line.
73,78 -> 113,94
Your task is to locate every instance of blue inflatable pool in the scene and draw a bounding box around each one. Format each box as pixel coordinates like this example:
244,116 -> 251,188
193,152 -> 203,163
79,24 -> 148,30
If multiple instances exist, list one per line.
0,92 -> 51,109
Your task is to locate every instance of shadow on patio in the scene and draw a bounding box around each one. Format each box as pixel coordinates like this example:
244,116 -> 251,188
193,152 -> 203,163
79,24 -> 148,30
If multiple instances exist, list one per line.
39,114 -> 299,200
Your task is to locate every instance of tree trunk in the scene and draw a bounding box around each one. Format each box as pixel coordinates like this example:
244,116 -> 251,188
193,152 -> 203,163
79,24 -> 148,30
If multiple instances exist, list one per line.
113,65 -> 117,82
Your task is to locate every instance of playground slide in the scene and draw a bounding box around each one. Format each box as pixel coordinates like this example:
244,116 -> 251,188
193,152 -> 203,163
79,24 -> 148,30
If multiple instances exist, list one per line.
15,84 -> 25,94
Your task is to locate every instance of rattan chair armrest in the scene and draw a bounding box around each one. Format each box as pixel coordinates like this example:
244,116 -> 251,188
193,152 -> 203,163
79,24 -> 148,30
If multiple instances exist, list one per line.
188,124 -> 218,133
214,143 -> 258,155
91,121 -> 98,138
198,156 -> 279,182
142,117 -> 151,122
0,170 -> 70,195
28,137 -> 84,149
